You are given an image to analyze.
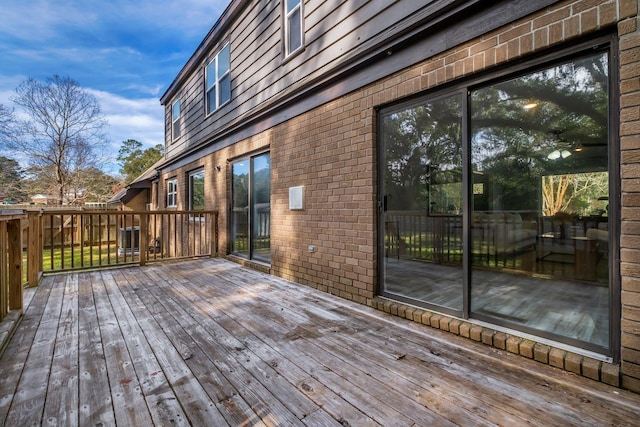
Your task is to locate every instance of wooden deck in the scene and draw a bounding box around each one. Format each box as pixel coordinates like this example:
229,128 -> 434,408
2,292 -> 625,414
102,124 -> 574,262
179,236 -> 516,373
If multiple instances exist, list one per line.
1,259 -> 639,426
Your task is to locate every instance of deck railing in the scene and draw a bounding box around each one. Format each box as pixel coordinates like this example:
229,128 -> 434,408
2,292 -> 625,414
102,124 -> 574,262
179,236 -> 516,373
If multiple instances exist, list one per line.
1,209 -> 218,323
38,210 -> 218,272
1,211 -> 24,323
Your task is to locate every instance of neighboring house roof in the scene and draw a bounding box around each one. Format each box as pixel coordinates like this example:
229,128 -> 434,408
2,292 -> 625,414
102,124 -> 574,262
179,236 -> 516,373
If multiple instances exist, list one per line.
107,187 -> 128,204
108,158 -> 165,204
129,157 -> 164,187
32,194 -> 57,200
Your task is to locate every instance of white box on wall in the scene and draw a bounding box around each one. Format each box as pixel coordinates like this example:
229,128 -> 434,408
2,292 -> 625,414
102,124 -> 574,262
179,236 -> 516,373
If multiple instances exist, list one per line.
289,186 -> 304,210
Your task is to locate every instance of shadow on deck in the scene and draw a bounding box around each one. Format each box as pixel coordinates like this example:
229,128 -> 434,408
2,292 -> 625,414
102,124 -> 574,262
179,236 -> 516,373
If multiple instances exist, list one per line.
1,258 -> 639,426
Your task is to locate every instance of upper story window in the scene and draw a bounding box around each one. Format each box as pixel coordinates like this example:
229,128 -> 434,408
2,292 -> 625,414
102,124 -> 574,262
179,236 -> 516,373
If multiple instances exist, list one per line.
166,177 -> 177,208
189,169 -> 205,211
205,44 -> 231,115
172,99 -> 181,140
285,0 -> 303,56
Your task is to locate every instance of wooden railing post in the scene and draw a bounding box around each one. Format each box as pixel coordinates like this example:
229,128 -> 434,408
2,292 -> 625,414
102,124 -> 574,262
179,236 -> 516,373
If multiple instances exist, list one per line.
27,211 -> 43,287
7,219 -> 22,311
0,219 -> 7,320
209,211 -> 217,258
139,213 -> 147,266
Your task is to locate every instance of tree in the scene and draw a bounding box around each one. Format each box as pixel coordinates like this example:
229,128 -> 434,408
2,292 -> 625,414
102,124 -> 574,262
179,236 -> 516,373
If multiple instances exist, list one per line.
75,167 -> 120,203
8,75 -> 107,205
117,139 -> 164,184
0,156 -> 26,203
0,104 -> 15,143
23,165 -> 118,204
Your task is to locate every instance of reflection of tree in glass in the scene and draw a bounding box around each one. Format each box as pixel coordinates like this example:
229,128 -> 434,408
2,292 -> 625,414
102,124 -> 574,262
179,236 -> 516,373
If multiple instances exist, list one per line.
471,51 -> 609,212
253,168 -> 271,204
191,173 -> 205,210
382,94 -> 462,210
233,172 -> 248,208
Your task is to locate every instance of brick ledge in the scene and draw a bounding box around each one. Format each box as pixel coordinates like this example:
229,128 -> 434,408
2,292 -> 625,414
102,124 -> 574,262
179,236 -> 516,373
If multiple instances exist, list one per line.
368,296 -> 623,389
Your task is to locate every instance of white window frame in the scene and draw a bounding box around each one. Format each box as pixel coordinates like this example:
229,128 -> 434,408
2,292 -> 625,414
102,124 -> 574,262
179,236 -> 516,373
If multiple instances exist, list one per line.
166,178 -> 177,208
172,99 -> 181,140
284,0 -> 303,57
205,44 -> 231,115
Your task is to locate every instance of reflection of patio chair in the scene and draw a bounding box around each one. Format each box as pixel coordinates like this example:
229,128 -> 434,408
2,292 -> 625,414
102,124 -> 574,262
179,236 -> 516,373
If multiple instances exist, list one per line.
148,238 -> 161,254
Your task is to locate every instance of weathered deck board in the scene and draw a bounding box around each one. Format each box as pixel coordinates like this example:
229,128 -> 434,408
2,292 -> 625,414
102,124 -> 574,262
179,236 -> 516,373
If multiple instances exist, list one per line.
139,267 -> 356,426
78,272 -> 115,426
1,258 -> 640,426
113,268 -> 236,426
177,265 -> 445,426
4,273 -> 66,426
43,273 -> 79,426
91,270 -> 155,426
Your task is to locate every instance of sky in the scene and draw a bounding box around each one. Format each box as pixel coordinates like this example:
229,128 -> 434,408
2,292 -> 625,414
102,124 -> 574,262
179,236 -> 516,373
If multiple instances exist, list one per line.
0,0 -> 230,175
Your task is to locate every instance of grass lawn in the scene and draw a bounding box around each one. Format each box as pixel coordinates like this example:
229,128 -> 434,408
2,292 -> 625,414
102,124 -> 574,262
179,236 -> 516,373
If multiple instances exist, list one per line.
22,245 -> 138,283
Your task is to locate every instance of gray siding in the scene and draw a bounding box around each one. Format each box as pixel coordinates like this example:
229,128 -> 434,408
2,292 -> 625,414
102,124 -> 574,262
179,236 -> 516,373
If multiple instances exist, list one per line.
163,0 -> 440,159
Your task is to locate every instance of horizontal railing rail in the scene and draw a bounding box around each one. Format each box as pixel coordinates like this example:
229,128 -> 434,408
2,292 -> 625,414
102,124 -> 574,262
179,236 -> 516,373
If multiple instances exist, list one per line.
37,210 -> 219,274
1,208 -> 218,349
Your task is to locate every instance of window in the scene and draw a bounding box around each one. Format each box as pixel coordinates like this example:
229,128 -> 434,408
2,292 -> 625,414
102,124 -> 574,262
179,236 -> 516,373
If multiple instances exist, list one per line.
284,0 -> 303,56
172,99 -> 181,140
166,178 -> 177,208
205,44 -> 231,115
189,169 -> 205,211
231,152 -> 270,263
379,39 -> 615,356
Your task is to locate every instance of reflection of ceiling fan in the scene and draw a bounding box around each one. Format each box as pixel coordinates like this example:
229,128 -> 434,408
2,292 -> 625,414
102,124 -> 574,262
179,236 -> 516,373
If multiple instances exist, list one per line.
546,128 -> 575,159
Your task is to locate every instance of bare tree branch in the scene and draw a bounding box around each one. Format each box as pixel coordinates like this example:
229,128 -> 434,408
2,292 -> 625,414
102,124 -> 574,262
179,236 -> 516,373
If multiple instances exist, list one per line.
9,75 -> 108,204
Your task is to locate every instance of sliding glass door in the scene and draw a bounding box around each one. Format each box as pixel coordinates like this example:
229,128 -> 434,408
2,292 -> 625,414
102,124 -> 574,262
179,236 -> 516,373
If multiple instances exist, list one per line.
231,152 -> 271,263
379,39 -> 615,355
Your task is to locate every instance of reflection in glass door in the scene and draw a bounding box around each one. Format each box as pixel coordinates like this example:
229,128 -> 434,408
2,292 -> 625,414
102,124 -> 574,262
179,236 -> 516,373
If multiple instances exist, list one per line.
252,153 -> 271,262
231,160 -> 249,257
380,93 -> 464,313
377,41 -> 614,355
231,152 -> 271,262
469,51 -> 611,351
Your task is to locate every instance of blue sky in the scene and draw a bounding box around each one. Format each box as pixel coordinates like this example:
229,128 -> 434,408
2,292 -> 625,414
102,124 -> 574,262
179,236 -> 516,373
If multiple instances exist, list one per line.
0,0 -> 229,174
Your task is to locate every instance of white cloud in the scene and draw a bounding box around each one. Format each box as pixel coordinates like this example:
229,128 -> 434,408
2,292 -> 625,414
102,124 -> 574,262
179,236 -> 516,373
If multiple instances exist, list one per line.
0,1 -> 98,42
0,0 -> 227,42
95,89 -> 165,175
0,0 -> 232,174
0,81 -> 165,175
88,88 -> 165,152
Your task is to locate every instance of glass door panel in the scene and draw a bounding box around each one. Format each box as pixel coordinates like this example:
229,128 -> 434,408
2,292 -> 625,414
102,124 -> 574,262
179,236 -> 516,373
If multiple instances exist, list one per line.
231,153 -> 271,262
252,153 -> 271,262
380,93 -> 464,312
232,160 -> 249,257
470,51 -> 610,351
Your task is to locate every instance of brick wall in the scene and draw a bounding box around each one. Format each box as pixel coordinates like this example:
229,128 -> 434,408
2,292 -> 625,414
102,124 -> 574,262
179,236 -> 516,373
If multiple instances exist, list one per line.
270,95 -> 376,304
120,189 -> 148,212
275,0 -> 640,391
618,0 -> 640,392
159,0 -> 640,392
